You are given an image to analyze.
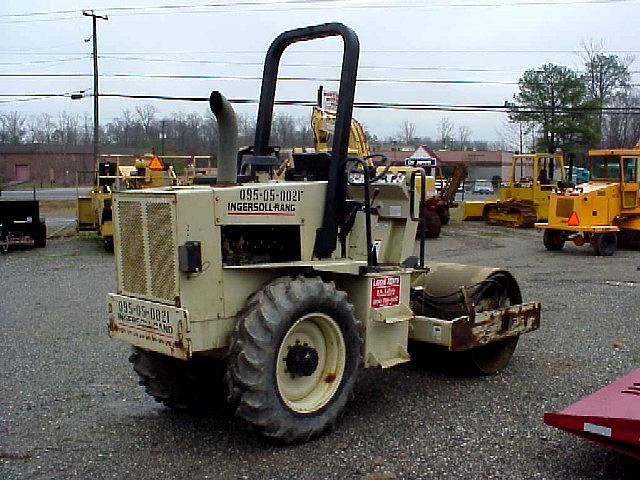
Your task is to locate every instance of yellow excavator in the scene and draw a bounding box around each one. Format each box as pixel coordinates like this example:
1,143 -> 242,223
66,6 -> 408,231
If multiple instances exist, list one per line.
296,87 -> 468,238
463,153 -> 565,227
77,154 -> 177,251
310,87 -> 370,157
536,142 -> 640,256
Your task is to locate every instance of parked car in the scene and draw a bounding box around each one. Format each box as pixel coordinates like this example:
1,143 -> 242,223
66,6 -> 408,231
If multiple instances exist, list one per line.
473,179 -> 494,194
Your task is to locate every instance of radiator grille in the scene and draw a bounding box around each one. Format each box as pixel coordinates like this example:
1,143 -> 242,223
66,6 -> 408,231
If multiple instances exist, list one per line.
115,197 -> 178,304
556,198 -> 574,218
118,201 -> 147,294
146,202 -> 176,301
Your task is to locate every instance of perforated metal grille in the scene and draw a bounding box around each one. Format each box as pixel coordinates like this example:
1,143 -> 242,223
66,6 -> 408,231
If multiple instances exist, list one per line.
115,197 -> 178,304
556,198 -> 574,218
117,201 -> 147,294
146,202 -> 176,301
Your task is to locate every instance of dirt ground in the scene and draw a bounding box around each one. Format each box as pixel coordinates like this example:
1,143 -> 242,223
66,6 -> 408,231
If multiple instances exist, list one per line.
1,218 -> 638,479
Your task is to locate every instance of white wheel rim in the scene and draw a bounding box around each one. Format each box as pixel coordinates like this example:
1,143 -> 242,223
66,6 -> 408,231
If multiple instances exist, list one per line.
276,313 -> 346,414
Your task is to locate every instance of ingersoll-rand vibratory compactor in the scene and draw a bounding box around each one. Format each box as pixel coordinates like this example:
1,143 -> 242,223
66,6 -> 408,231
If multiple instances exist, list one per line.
106,23 -> 541,443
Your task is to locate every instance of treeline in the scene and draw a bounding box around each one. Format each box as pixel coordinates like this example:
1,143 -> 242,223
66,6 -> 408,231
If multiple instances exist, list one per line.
509,42 -> 640,153
0,104 -> 315,153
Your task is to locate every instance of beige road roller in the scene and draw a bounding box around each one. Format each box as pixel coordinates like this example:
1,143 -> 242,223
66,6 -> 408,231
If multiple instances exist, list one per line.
106,23 -> 541,443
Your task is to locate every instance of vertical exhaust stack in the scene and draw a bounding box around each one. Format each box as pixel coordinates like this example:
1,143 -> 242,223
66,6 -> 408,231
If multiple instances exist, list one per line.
209,91 -> 239,184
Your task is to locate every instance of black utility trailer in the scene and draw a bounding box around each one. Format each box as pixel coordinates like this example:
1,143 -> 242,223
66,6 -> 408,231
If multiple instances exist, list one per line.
0,200 -> 47,253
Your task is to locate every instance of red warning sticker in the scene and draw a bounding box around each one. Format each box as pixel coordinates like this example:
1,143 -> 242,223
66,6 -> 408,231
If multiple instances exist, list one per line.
371,275 -> 401,309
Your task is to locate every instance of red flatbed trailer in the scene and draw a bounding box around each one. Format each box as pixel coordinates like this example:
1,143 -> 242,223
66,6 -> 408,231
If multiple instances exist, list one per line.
544,368 -> 640,460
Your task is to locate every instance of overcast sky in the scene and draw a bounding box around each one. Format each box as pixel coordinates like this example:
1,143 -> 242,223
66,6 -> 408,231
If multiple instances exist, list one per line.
1,0 -> 638,143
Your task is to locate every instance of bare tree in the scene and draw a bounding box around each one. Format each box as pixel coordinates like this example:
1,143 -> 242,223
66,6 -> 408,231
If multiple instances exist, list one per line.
457,125 -> 472,150
498,119 -> 533,152
272,113 -> 297,147
582,39 -> 632,103
53,112 -> 81,146
581,39 -> 633,143
136,104 -> 158,143
27,113 -> 55,144
203,110 -> 219,157
0,111 -> 27,144
399,120 -> 416,145
236,112 -> 256,146
437,117 -> 455,149
603,88 -> 640,148
185,112 -> 205,152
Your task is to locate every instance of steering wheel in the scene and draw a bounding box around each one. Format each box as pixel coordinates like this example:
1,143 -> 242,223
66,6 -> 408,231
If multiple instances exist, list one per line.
345,154 -> 391,185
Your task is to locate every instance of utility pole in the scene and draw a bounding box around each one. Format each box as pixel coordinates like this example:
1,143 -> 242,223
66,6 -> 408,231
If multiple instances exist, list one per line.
519,122 -> 523,154
161,120 -> 166,156
83,10 -> 108,164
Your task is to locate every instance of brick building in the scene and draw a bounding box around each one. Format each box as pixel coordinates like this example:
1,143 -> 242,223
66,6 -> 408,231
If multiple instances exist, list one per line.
0,145 -> 147,186
389,145 -> 514,181
437,150 -> 513,181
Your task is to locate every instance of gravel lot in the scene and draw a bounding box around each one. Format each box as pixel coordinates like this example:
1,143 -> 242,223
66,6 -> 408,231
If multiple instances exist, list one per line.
1,221 -> 638,479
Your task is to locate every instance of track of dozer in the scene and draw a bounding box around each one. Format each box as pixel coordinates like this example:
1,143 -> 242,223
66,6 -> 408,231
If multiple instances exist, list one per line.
483,201 -> 538,228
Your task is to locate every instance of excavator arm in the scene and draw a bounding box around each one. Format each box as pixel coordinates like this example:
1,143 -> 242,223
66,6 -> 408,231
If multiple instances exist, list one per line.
439,163 -> 467,207
311,105 -> 370,157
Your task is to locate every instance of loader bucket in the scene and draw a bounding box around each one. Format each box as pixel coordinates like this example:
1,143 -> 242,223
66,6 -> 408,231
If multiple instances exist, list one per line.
544,368 -> 640,460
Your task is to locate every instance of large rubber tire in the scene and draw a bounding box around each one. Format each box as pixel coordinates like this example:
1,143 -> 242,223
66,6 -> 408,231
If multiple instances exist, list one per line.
420,209 -> 442,239
543,229 -> 565,251
103,236 -> 114,253
591,232 -> 617,256
438,207 -> 451,226
33,221 -> 46,248
129,348 -> 227,410
226,276 -> 360,443
466,274 -> 520,375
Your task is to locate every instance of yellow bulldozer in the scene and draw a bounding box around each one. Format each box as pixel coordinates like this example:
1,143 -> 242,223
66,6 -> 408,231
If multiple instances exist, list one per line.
77,154 -> 177,251
536,144 -> 640,256
463,153 -> 565,227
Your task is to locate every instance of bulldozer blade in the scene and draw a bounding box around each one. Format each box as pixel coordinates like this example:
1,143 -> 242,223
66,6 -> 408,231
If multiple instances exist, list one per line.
543,368 -> 640,460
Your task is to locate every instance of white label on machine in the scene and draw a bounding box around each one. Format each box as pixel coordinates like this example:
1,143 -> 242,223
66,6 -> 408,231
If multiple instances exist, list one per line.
226,187 -> 304,217
583,423 -> 612,437
371,275 -> 401,309
433,325 -> 442,341
389,205 -> 402,217
373,240 -> 382,257
323,90 -> 339,112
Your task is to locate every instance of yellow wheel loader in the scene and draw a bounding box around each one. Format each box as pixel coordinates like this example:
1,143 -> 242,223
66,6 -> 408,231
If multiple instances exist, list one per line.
77,154 -> 176,251
463,153 -> 565,227
106,23 -> 541,443
536,145 -> 640,256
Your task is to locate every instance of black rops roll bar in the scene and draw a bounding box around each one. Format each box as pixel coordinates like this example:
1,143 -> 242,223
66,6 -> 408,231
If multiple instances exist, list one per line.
253,23 -> 360,259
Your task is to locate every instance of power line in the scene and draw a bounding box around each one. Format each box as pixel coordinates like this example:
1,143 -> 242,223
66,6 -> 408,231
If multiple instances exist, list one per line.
95,55 -> 640,75
4,48 -> 640,55
0,96 -> 61,104
3,71 -> 640,87
96,93 -> 640,114
0,0 -> 636,23
1,54 -> 636,76
3,92 -> 640,114
0,56 -> 89,67
0,72 -> 520,85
